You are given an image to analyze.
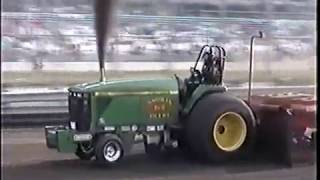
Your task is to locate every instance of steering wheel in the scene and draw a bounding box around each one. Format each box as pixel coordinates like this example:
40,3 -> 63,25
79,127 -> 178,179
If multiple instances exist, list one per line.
189,67 -> 202,82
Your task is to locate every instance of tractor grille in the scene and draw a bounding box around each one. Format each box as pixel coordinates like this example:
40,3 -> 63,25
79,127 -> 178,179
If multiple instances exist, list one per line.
68,92 -> 91,132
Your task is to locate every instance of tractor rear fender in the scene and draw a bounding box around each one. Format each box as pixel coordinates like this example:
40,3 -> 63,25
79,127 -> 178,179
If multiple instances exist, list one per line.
181,85 -> 227,117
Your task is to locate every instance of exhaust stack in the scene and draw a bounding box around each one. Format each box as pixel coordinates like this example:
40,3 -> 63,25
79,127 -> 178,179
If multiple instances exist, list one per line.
248,31 -> 264,104
94,0 -> 114,82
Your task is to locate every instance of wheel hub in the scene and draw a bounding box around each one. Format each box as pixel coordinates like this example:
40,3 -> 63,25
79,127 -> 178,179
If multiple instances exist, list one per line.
103,141 -> 121,162
106,146 -> 116,156
213,112 -> 247,152
217,125 -> 225,134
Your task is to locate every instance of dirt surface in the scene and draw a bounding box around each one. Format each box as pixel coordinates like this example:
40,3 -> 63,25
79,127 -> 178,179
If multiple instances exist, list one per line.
1,128 -> 317,180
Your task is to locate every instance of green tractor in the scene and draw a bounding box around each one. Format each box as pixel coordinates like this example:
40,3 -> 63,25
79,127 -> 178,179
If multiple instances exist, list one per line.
45,0 -> 316,165
46,42 -> 256,164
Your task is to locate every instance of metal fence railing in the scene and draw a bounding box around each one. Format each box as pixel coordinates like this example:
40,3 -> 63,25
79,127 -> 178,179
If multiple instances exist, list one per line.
1,86 -> 315,116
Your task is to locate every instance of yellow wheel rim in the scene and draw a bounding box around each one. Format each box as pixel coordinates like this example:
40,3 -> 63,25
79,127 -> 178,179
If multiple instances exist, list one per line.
213,112 -> 247,152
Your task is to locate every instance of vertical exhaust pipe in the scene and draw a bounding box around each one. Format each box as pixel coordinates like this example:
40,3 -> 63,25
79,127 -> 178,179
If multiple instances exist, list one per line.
248,31 -> 264,104
94,0 -> 114,82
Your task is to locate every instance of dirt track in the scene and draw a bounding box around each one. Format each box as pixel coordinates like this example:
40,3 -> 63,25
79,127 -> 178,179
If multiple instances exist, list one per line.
1,128 -> 316,180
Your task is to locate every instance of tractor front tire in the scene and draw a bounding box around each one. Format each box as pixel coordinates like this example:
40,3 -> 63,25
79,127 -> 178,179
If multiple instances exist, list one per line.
185,93 -> 256,163
95,134 -> 124,165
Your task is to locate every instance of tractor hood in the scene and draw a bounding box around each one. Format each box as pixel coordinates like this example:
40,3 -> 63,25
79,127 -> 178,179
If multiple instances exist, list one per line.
68,77 -> 179,95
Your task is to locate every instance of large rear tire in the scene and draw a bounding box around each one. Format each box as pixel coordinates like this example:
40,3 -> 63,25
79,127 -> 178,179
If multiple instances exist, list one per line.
144,143 -> 162,155
185,93 -> 256,162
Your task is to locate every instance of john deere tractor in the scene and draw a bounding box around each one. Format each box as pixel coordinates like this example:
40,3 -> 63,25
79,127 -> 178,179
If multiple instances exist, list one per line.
45,0 -> 316,166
